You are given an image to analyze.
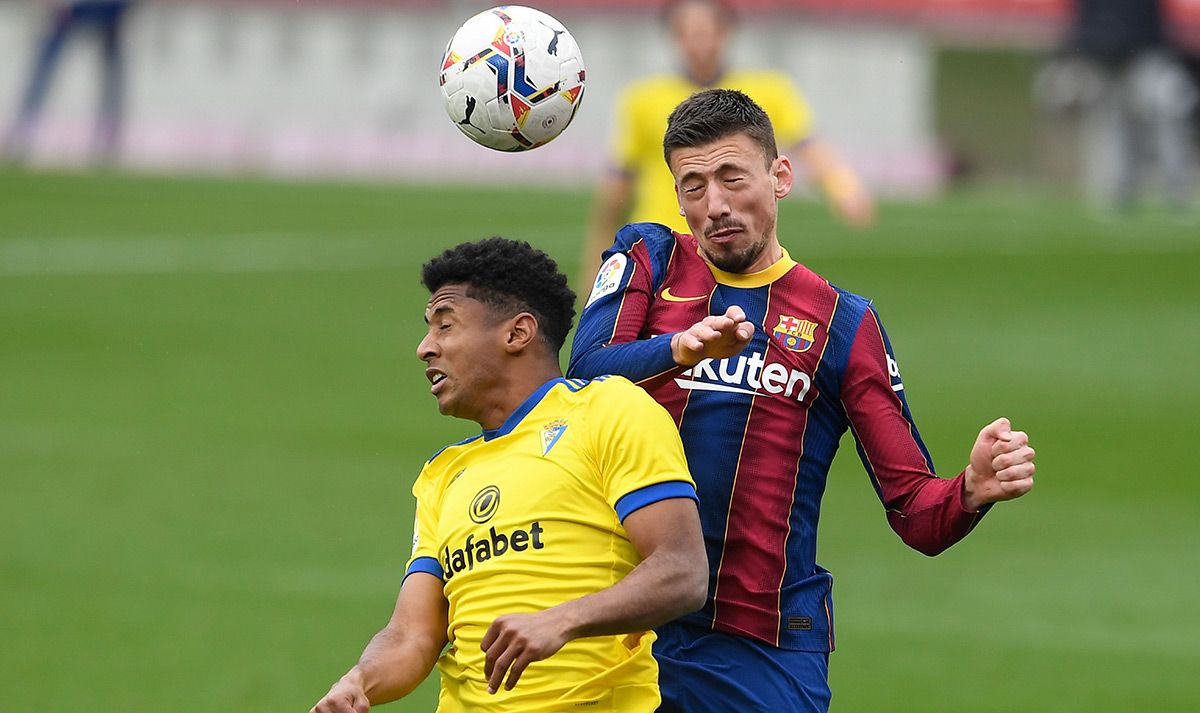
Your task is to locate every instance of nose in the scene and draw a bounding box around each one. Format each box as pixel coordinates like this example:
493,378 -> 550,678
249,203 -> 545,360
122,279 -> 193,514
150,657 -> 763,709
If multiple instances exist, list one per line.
416,330 -> 437,362
706,182 -> 730,221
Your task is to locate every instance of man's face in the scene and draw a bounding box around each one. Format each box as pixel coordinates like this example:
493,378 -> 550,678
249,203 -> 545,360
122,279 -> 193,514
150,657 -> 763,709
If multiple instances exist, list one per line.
669,131 -> 793,273
416,284 -> 507,423
670,1 -> 728,79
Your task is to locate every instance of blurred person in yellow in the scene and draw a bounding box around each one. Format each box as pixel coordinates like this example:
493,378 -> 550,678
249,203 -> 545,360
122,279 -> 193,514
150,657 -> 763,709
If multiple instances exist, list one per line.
309,238 -> 707,713
581,0 -> 874,287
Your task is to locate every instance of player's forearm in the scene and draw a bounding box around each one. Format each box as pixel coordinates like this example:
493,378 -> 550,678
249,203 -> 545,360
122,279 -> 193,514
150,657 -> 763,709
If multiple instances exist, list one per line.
884,472 -> 987,556
567,333 -> 679,383
348,626 -> 441,704
550,546 -> 706,640
797,140 -> 874,226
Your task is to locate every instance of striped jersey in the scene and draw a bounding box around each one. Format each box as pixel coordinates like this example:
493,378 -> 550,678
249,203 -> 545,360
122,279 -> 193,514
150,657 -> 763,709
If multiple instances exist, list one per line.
568,223 -> 986,652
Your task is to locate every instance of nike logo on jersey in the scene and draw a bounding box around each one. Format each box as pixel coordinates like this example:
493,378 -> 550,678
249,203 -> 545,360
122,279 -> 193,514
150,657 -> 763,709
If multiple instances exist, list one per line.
659,287 -> 709,302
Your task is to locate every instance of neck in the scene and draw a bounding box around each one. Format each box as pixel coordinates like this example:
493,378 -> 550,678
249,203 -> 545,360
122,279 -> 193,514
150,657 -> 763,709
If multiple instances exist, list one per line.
475,363 -> 563,431
704,241 -> 796,288
740,238 -> 783,274
686,63 -> 723,87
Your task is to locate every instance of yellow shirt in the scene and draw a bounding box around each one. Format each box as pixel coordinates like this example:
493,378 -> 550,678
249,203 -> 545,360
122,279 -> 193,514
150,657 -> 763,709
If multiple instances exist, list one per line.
611,70 -> 814,233
405,376 -> 697,712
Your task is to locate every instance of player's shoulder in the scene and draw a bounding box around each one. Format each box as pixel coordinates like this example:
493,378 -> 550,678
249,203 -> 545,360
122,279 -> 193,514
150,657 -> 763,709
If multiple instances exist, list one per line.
829,281 -> 874,312
565,374 -> 664,421
413,434 -> 482,499
424,433 -> 482,468
611,222 -> 689,287
555,373 -> 627,398
823,279 -> 881,337
613,221 -> 679,253
576,373 -> 635,394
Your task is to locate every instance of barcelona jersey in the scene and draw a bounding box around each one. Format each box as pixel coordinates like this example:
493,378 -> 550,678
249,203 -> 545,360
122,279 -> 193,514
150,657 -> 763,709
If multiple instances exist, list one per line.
568,224 -> 987,652
404,376 -> 697,712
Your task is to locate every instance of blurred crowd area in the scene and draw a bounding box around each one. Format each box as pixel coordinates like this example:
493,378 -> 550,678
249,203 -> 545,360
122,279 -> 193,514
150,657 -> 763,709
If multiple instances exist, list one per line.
1,0 -> 1198,209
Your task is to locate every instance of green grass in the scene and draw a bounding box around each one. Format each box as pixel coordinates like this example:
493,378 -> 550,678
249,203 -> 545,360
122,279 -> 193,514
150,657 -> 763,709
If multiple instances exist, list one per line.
2,169 -> 1198,711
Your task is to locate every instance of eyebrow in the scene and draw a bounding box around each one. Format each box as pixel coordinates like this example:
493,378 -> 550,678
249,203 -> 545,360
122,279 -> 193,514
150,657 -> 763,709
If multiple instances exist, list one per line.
424,305 -> 454,324
678,161 -> 745,184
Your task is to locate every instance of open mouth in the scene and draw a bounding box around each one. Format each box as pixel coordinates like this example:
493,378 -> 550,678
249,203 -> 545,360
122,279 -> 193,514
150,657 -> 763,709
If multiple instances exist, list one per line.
426,368 -> 448,394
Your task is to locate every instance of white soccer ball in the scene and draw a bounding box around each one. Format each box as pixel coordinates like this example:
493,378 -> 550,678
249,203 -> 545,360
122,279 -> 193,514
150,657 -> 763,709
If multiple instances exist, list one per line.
439,6 -> 586,152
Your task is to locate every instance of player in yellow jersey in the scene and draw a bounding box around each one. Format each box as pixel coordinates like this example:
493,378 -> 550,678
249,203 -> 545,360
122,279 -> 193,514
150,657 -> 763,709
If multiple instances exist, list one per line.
310,238 -> 707,713
581,0 -> 875,287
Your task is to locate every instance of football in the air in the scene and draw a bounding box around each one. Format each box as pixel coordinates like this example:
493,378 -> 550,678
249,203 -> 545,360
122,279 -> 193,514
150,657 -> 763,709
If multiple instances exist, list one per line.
439,5 -> 586,152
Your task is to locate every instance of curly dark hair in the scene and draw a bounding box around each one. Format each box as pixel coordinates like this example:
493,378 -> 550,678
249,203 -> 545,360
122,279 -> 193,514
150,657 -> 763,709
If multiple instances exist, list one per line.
421,237 -> 577,353
663,88 -> 777,168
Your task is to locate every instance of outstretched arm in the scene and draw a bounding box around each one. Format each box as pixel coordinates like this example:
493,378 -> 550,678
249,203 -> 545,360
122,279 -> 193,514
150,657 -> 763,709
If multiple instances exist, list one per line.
479,496 -> 706,694
794,139 -> 875,229
843,307 -> 1034,555
310,573 -> 449,713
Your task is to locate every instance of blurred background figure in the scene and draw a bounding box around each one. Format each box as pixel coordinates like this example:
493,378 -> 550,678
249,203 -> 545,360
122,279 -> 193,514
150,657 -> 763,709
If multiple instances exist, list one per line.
1038,0 -> 1197,211
581,0 -> 874,286
2,0 -> 135,164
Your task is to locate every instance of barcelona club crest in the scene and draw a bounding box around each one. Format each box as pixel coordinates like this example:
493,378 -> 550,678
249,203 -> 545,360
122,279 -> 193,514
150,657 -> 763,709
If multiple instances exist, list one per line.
772,315 -> 818,353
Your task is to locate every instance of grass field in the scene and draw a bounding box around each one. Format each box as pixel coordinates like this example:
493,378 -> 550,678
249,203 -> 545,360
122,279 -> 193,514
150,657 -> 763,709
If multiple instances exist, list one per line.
2,168 -> 1198,712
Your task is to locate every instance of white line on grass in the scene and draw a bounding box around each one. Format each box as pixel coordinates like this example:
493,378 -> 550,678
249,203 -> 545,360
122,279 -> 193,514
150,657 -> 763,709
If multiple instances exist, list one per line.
0,226 -> 583,276
0,233 -> 413,276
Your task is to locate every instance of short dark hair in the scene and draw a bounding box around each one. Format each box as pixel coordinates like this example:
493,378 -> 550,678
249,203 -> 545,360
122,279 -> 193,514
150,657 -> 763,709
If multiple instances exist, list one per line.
421,237 -> 576,353
663,88 -> 778,168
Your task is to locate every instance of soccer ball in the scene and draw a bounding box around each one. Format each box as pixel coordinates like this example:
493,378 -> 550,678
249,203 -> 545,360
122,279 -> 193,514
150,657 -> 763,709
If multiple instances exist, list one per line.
439,6 -> 586,152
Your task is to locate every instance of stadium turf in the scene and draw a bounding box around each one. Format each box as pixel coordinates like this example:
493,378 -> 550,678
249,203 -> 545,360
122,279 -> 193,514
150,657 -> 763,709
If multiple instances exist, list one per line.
1,168 -> 1196,711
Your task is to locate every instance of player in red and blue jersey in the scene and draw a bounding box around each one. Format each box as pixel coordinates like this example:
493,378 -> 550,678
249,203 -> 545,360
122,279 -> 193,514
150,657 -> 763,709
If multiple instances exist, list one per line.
567,89 -> 1037,712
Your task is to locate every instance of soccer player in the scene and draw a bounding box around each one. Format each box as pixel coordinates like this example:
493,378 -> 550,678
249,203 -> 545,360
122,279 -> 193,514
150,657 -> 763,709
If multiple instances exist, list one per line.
568,90 -> 1036,712
310,238 -> 707,713
581,0 -> 873,288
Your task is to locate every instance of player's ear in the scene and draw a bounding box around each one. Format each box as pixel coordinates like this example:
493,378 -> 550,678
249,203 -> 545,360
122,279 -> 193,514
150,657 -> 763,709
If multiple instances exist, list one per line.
771,155 -> 794,199
504,312 -> 539,354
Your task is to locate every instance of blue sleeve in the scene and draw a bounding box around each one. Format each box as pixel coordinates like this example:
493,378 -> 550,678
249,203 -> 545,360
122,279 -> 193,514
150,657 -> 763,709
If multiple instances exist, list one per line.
569,332 -> 679,382
403,556 -> 444,582
568,223 -> 681,382
614,481 -> 699,522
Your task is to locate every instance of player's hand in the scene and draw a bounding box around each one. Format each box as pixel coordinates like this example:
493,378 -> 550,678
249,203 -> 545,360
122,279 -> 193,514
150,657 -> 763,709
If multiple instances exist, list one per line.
831,188 -> 875,229
311,672 -> 370,713
670,306 -> 755,367
963,418 -> 1036,511
480,610 -> 571,694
